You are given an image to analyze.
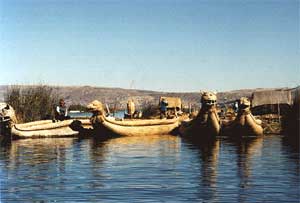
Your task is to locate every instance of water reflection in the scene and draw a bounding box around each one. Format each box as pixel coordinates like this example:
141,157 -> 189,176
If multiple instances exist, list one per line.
281,135 -> 300,198
0,135 -> 183,202
181,135 -> 219,202
0,135 -> 299,202
1,138 -> 74,201
225,136 -> 263,202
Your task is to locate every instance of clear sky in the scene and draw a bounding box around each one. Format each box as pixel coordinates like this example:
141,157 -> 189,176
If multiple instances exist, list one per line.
0,0 -> 299,92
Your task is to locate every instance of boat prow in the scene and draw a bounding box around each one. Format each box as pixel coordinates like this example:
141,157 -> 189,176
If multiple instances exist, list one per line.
179,109 -> 221,138
179,92 -> 221,139
221,97 -> 263,137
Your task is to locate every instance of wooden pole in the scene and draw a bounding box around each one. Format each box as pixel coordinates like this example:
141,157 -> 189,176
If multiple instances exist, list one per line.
278,101 -> 281,125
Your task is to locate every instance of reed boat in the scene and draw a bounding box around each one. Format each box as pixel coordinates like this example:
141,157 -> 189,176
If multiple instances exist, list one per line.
221,97 -> 263,137
11,119 -> 91,139
0,103 -> 17,136
95,116 -> 180,136
87,100 -> 180,136
0,102 -> 93,139
179,92 -> 221,139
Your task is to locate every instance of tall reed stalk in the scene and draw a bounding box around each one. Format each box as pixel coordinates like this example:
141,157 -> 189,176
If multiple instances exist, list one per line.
5,85 -> 59,123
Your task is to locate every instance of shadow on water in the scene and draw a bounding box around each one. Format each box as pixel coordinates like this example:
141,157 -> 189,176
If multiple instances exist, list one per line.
281,134 -> 300,181
282,132 -> 299,154
0,136 -> 13,148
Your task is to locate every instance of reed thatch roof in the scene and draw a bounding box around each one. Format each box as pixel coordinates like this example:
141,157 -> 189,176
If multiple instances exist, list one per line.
291,86 -> 300,104
251,90 -> 292,107
159,97 -> 182,109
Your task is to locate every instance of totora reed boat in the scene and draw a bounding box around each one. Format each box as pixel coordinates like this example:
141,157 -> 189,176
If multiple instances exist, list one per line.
11,119 -> 91,139
221,97 -> 263,137
0,102 -> 92,139
87,100 -> 180,136
179,92 -> 221,139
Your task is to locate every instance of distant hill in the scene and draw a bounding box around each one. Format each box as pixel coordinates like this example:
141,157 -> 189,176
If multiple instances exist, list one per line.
0,85 -> 290,109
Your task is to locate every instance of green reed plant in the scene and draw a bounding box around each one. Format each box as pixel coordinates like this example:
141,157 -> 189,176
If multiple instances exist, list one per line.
5,85 -> 59,123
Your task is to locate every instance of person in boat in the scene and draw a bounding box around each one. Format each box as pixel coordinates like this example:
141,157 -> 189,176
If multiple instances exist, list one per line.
233,100 -> 239,113
54,99 -> 70,121
126,100 -> 135,119
160,98 -> 168,119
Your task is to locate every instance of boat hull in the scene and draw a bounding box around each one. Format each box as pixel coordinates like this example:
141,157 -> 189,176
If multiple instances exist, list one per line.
91,116 -> 180,137
179,109 -> 221,139
11,119 -> 91,139
222,113 -> 263,137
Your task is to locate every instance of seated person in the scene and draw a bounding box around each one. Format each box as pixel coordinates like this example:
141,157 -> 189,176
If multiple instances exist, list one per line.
54,99 -> 70,121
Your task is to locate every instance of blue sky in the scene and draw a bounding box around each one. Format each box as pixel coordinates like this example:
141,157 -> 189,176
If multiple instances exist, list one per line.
0,0 -> 299,92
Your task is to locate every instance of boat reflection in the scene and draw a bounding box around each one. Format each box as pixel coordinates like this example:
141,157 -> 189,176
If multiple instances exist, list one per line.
0,133 -> 299,202
93,134 -> 181,162
4,138 -> 74,169
281,135 -> 300,186
182,136 -> 220,202
223,135 -> 263,202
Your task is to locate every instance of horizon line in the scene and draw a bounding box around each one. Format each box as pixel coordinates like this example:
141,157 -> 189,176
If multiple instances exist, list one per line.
0,83 -> 295,94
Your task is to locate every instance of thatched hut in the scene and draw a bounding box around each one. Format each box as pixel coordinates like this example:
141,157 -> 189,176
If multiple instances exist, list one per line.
291,86 -> 300,105
251,89 -> 292,115
251,90 -> 292,107
159,97 -> 182,118
159,97 -> 182,111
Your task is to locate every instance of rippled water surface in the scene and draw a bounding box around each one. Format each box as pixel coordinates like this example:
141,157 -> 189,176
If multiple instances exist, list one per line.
0,135 -> 299,202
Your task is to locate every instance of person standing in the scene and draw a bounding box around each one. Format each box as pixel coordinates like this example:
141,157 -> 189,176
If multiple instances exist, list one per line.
160,98 -> 168,119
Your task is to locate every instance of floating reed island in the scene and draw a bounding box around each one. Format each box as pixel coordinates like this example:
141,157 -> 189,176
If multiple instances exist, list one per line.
0,87 -> 299,140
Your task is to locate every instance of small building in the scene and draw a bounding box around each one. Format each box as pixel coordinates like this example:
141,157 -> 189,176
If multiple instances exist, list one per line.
159,97 -> 182,111
291,86 -> 300,105
251,89 -> 292,115
251,89 -> 292,107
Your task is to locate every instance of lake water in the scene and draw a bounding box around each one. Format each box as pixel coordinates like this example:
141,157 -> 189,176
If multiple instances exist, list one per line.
0,135 -> 299,202
69,111 -> 126,119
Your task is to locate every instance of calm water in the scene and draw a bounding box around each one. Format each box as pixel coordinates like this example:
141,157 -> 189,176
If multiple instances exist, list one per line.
69,111 -> 126,119
0,135 -> 299,202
